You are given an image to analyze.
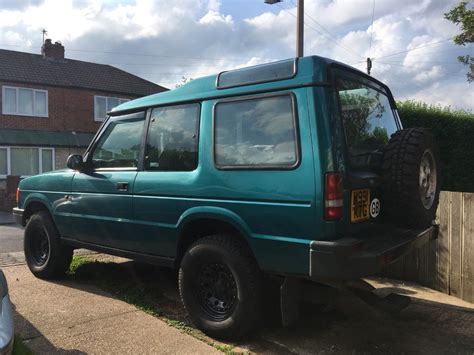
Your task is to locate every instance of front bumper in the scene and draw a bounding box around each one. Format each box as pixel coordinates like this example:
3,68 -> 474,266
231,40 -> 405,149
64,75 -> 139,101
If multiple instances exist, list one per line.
12,208 -> 23,226
0,295 -> 14,355
310,225 -> 438,280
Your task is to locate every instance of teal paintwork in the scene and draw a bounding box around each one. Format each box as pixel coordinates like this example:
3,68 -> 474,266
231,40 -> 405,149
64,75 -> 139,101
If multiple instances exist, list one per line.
16,55 -> 378,277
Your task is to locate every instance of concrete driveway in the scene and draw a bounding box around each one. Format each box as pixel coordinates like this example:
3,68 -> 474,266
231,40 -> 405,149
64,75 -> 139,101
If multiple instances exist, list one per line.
3,264 -> 221,354
2,225 -> 474,353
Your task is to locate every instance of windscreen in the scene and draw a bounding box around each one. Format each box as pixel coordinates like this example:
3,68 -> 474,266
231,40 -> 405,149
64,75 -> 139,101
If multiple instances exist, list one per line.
336,74 -> 398,168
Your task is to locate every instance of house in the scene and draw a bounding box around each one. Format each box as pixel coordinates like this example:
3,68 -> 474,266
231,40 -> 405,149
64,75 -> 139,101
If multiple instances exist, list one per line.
0,39 -> 167,210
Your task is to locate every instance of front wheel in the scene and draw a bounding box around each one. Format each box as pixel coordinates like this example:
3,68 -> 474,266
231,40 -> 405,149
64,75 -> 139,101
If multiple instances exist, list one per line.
24,211 -> 73,279
178,234 -> 262,340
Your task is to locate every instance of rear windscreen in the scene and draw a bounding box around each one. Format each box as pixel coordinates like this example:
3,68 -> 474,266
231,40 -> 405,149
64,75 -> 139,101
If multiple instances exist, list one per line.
336,74 -> 398,168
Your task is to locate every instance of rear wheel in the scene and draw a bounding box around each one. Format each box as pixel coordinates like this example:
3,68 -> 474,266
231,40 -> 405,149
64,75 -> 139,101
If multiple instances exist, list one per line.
178,234 -> 262,340
382,128 -> 440,228
24,211 -> 73,279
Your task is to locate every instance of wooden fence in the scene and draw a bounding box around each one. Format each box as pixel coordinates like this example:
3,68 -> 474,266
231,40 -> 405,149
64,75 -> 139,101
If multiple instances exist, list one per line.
384,191 -> 474,303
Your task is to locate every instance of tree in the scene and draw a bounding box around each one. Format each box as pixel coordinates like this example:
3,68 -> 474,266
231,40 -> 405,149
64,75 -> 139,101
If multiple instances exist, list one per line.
175,76 -> 193,88
444,1 -> 474,82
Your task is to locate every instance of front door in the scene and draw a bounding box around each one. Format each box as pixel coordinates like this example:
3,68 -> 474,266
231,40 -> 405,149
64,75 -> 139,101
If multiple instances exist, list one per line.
61,111 -> 146,248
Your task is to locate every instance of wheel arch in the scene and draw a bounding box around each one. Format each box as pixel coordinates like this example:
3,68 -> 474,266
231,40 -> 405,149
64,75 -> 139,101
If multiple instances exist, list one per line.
175,207 -> 256,266
22,194 -> 53,226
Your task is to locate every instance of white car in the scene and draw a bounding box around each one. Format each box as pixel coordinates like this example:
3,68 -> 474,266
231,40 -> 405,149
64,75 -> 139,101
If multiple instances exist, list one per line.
0,270 -> 13,355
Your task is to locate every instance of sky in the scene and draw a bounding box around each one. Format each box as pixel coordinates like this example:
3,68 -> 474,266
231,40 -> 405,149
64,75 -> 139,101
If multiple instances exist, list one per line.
0,0 -> 473,110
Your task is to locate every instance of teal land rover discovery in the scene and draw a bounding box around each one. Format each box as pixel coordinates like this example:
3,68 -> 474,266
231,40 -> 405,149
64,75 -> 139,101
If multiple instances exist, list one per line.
13,55 -> 440,339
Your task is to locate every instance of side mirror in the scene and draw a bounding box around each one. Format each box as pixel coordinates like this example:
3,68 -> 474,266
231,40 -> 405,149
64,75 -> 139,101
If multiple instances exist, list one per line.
66,154 -> 84,171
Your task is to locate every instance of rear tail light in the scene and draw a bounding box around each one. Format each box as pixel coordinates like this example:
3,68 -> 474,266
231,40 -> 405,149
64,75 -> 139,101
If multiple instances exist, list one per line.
16,188 -> 20,204
324,172 -> 344,220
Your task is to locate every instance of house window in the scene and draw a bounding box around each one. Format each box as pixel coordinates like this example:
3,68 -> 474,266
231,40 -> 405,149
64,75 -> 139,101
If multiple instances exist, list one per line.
94,96 -> 130,121
2,86 -> 48,117
0,148 -> 7,176
0,147 -> 54,177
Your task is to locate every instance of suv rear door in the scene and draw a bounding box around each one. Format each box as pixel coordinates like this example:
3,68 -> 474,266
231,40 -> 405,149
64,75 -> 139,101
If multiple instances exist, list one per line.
332,68 -> 401,231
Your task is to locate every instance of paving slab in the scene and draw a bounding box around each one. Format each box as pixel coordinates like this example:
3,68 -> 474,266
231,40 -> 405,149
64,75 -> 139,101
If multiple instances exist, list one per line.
0,211 -> 15,225
3,265 -> 220,354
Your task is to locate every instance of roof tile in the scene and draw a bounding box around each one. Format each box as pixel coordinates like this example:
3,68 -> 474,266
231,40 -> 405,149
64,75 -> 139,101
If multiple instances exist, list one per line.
0,49 -> 167,96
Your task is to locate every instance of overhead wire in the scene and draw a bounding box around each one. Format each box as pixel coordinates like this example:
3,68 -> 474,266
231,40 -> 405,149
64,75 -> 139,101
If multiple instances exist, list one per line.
375,38 -> 454,60
0,42 -> 253,62
371,60 -> 468,78
288,0 -> 363,59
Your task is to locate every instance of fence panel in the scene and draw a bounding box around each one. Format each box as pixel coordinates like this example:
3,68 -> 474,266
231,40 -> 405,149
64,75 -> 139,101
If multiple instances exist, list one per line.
384,191 -> 474,303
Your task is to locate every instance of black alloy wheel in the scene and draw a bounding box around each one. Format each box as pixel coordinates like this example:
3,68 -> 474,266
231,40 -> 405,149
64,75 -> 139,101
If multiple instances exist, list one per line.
29,225 -> 50,266
195,262 -> 238,321
179,234 -> 262,340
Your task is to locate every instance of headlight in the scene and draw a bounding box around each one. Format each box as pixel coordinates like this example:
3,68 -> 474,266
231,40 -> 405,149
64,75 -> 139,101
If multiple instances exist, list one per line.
0,270 -> 8,298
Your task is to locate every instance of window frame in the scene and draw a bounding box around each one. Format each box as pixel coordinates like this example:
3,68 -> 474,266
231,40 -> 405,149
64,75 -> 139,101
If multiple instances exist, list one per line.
88,111 -> 147,172
0,146 -> 55,178
143,102 -> 201,172
212,92 -> 301,170
94,95 -> 130,122
1,86 -> 49,117
329,65 -> 402,130
0,147 -> 10,178
331,68 -> 401,170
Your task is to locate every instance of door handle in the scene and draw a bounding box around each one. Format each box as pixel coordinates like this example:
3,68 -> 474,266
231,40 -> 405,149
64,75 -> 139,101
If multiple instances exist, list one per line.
116,182 -> 129,191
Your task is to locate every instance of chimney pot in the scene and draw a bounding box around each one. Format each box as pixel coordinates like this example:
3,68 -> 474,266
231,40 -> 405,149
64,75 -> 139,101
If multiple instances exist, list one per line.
41,38 -> 65,60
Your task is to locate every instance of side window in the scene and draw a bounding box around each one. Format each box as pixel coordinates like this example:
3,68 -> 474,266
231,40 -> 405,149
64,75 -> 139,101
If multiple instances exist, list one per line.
145,104 -> 200,171
214,94 -> 298,168
91,112 -> 145,169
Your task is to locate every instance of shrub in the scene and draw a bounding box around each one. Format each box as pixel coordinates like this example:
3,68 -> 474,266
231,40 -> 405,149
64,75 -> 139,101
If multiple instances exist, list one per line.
397,101 -> 474,192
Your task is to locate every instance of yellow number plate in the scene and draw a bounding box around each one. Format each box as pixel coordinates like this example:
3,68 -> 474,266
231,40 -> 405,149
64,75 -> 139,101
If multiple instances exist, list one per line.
351,189 -> 370,222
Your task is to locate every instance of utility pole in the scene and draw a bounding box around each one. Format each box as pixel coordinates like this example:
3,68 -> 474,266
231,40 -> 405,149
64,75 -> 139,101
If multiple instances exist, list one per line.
366,57 -> 372,75
296,0 -> 304,57
42,29 -> 47,44
264,0 -> 304,57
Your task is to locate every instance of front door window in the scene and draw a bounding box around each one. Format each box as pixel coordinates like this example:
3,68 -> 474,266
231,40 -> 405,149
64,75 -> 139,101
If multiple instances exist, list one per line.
91,112 -> 145,169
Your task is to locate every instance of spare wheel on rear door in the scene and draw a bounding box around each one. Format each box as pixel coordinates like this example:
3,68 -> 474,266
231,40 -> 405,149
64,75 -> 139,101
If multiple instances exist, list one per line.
382,127 -> 440,229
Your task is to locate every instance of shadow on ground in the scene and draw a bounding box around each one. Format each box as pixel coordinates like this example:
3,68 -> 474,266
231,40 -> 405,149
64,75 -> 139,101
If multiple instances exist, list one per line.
12,303 -> 86,354
54,255 -> 474,354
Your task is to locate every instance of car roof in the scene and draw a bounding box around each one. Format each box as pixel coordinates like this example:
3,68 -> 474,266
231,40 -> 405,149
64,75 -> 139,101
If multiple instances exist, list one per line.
110,55 -> 367,115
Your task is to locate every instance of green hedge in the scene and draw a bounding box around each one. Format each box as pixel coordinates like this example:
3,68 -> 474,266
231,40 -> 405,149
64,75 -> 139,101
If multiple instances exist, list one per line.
397,101 -> 474,192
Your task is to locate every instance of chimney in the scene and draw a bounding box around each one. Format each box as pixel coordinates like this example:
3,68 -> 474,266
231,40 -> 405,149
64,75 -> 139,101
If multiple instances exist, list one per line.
41,39 -> 65,60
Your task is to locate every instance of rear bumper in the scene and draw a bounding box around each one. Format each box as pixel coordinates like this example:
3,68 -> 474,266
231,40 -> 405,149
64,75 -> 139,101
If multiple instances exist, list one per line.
12,208 -> 23,226
309,225 -> 438,280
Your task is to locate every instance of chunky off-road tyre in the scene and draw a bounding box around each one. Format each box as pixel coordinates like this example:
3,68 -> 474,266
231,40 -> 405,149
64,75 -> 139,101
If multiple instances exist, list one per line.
382,128 -> 440,228
179,234 -> 262,340
24,211 -> 73,279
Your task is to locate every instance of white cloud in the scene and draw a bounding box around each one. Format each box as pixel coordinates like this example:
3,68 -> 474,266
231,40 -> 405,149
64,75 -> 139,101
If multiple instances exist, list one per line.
199,11 -> 233,26
414,65 -> 443,83
0,0 -> 471,109
206,0 -> 221,12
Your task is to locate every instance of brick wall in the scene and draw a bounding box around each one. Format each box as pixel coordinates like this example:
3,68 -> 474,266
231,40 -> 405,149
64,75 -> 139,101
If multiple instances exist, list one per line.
0,81 -> 138,133
0,175 -> 20,211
